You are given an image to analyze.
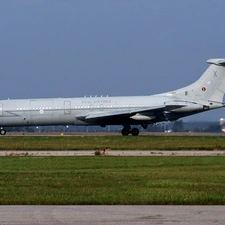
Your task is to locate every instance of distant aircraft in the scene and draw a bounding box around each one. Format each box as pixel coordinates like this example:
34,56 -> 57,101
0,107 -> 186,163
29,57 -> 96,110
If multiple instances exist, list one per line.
0,58 -> 225,136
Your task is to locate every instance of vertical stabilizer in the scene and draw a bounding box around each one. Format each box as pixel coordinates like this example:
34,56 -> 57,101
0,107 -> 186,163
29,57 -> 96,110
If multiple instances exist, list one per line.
165,59 -> 225,103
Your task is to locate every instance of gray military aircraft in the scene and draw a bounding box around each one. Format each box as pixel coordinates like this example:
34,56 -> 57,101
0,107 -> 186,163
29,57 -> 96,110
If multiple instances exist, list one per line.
0,58 -> 225,136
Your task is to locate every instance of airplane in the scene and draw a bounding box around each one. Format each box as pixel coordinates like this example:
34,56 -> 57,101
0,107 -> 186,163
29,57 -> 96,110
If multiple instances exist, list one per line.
0,58 -> 225,136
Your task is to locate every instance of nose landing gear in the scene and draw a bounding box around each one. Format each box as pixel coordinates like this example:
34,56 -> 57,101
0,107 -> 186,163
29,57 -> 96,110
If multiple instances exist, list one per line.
0,129 -> 6,135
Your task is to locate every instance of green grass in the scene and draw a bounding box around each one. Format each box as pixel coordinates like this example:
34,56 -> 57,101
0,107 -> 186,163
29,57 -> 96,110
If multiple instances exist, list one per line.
0,136 -> 225,150
0,156 -> 224,205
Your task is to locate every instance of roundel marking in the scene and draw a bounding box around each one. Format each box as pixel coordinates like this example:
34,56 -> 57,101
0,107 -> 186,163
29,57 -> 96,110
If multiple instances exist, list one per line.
40,109 -> 44,114
202,87 -> 206,91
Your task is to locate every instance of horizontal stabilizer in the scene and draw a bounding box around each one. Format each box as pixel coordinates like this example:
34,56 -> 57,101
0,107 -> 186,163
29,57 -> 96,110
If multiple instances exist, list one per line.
207,58 -> 225,66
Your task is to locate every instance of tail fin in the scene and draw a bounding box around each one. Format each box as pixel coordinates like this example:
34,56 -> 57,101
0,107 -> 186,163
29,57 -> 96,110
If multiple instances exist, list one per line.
167,59 -> 225,103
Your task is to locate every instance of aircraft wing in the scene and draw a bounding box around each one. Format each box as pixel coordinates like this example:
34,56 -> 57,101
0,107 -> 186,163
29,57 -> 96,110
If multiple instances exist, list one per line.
84,105 -> 165,120
76,103 -> 185,122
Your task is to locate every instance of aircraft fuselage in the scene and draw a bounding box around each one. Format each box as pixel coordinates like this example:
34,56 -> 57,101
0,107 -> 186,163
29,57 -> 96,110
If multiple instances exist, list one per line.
0,95 -> 219,128
1,58 -> 225,135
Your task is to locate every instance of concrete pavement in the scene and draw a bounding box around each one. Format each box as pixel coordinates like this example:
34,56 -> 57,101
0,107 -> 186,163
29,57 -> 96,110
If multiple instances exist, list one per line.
1,150 -> 225,156
0,206 -> 224,225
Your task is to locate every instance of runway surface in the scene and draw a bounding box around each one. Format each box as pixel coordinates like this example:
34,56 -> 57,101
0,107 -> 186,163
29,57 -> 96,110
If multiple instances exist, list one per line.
1,150 -> 225,156
1,149 -> 224,224
0,205 -> 224,225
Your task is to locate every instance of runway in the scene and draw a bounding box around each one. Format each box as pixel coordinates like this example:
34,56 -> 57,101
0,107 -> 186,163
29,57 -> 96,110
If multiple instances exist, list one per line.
1,150 -> 224,225
0,205 -> 224,225
1,150 -> 225,156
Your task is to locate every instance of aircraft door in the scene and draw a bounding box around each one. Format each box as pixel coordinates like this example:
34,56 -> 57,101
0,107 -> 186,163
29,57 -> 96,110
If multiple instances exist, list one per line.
64,101 -> 71,114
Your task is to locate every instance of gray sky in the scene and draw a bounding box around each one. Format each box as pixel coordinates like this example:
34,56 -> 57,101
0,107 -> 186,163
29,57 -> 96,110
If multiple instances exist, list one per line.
1,0 -> 225,121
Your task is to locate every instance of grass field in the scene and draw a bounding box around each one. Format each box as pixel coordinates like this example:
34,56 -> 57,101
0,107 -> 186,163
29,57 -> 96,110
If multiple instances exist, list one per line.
0,156 -> 224,205
0,135 -> 225,150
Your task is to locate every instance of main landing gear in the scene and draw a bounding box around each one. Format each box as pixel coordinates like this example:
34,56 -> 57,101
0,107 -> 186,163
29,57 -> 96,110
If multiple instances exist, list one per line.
121,127 -> 139,136
0,128 -> 6,135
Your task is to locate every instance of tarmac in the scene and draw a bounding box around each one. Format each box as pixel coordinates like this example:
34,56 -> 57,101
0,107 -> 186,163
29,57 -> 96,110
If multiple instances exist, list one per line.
1,150 -> 225,157
1,144 -> 224,224
0,205 -> 224,225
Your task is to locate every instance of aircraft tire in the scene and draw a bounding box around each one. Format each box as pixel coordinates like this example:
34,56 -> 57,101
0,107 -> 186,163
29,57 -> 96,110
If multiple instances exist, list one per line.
131,128 -> 139,136
121,128 -> 129,136
0,129 -> 6,135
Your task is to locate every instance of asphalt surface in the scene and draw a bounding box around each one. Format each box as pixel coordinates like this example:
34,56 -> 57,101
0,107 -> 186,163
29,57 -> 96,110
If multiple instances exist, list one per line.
1,135 -> 224,225
1,150 -> 225,156
6,131 -> 225,136
0,206 -> 224,225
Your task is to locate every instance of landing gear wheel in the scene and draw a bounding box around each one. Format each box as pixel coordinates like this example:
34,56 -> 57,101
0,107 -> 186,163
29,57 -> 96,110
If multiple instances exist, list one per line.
121,128 -> 129,136
0,129 -> 6,135
131,128 -> 139,136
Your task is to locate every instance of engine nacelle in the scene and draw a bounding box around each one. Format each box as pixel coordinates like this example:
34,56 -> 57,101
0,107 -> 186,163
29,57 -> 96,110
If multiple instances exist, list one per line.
171,104 -> 204,113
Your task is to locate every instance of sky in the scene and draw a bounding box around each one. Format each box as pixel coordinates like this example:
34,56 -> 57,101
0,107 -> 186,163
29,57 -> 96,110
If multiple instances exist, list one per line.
1,0 -> 225,121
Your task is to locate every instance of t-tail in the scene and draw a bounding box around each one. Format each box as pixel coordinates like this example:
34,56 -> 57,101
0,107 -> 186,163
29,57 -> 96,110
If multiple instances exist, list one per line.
164,59 -> 225,105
